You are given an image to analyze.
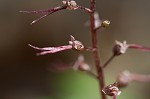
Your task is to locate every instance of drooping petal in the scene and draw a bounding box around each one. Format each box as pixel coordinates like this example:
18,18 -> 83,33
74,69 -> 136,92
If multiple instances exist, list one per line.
20,6 -> 67,24
129,44 -> 150,51
29,44 -> 72,55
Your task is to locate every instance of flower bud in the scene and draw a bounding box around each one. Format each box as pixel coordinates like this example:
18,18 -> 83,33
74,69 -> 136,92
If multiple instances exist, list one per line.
102,82 -> 121,96
117,70 -> 132,88
78,63 -> 91,71
62,0 -> 79,10
69,35 -> 84,51
113,41 -> 129,56
70,40 -> 84,50
101,20 -> 110,28
73,55 -> 91,71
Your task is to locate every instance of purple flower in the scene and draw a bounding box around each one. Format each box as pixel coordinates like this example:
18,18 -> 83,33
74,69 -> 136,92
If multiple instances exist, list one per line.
29,35 -> 84,55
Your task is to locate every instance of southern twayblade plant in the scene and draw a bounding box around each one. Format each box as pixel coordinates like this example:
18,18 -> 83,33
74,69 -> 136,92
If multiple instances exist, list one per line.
21,0 -> 150,99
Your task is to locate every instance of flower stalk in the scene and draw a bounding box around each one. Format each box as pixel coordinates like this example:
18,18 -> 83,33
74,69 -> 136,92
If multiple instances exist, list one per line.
90,0 -> 106,99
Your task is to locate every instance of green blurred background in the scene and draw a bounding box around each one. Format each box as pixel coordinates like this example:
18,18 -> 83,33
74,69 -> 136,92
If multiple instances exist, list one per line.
0,0 -> 150,99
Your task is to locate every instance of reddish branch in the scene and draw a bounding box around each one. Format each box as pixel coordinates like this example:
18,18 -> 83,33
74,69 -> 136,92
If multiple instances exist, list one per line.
90,0 -> 106,99
102,55 -> 115,68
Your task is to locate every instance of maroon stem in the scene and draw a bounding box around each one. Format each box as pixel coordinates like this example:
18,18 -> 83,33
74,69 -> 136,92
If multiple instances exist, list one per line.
113,95 -> 116,99
102,55 -> 115,68
90,0 -> 106,99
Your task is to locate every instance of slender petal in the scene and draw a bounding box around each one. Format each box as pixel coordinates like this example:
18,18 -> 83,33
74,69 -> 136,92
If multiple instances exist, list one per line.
29,44 -> 72,55
129,44 -> 150,51
20,6 -> 67,14
20,6 -> 67,24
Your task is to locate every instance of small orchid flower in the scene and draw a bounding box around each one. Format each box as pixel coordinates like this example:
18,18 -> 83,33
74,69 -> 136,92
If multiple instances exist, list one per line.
113,40 -> 150,56
102,82 -> 121,99
85,12 -> 110,29
29,35 -> 84,55
20,0 -> 91,24
73,55 -> 91,71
